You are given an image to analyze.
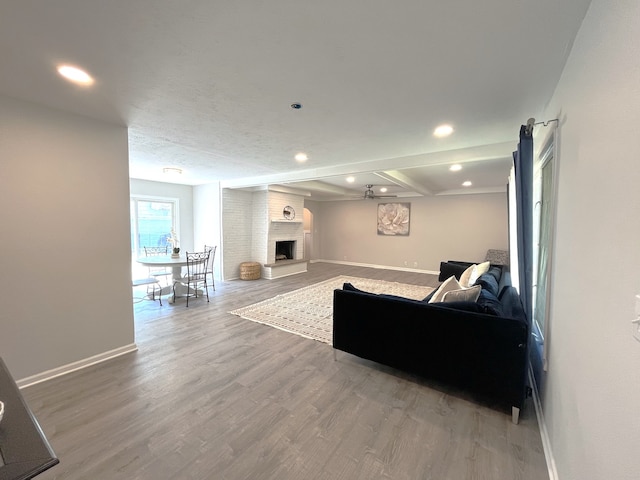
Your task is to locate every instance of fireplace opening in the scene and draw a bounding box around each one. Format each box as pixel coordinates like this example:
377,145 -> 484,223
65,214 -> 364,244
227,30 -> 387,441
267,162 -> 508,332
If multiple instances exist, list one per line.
275,240 -> 295,261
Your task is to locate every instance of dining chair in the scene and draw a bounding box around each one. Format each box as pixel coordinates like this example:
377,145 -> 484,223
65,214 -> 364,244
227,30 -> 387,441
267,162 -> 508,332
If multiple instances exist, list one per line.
176,251 -> 210,307
204,245 -> 217,292
143,246 -> 172,285
132,277 -> 163,305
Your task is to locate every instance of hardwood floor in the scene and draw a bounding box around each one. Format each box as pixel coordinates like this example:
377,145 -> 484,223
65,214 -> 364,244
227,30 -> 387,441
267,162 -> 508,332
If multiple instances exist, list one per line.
22,262 -> 548,480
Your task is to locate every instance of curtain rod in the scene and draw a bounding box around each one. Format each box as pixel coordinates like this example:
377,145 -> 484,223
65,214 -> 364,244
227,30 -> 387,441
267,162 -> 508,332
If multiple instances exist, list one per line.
525,118 -> 559,136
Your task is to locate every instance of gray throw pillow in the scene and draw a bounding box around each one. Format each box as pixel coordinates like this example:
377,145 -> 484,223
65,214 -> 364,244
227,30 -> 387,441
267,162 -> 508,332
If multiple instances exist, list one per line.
441,285 -> 482,303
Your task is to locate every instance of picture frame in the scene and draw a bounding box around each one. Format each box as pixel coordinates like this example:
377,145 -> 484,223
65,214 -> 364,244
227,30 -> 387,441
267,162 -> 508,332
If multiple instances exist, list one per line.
377,202 -> 410,236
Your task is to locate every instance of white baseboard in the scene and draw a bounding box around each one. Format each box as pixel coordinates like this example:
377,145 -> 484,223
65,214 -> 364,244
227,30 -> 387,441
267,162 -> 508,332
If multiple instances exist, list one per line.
17,343 -> 138,389
528,366 -> 559,480
314,259 -> 439,275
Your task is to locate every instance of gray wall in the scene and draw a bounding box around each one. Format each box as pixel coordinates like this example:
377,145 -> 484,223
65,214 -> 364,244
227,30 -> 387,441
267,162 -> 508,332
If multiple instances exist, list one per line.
312,193 -> 508,271
0,95 -> 135,380
539,0 -> 640,478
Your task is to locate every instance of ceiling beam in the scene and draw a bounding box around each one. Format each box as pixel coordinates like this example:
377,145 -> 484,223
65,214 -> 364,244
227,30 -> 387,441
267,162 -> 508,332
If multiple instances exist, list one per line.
436,185 -> 507,196
267,185 -> 311,196
374,170 -> 433,196
279,180 -> 352,196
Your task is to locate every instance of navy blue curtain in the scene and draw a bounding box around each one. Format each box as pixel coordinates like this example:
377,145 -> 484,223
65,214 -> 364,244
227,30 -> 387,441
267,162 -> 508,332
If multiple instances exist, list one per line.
513,125 -> 533,324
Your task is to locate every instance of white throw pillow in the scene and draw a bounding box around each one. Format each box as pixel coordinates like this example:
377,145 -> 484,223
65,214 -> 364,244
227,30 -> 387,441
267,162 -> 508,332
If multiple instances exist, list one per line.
468,260 -> 491,286
442,285 -> 482,303
459,264 -> 477,288
428,275 -> 462,303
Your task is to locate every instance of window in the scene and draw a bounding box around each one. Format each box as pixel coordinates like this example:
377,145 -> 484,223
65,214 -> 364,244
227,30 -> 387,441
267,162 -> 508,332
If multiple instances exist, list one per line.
130,196 -> 179,257
507,167 -> 520,293
532,131 -> 557,370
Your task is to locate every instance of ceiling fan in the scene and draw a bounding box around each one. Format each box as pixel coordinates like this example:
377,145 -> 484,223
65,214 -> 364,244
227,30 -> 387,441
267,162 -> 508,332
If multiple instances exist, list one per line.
363,184 -> 397,200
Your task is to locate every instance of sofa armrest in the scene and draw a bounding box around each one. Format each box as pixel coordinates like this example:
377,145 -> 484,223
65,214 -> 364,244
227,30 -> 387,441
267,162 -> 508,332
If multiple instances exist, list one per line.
438,261 -> 475,281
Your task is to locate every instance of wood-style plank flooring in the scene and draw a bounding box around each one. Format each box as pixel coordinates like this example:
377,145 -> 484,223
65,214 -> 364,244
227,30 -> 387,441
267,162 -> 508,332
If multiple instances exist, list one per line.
22,262 -> 548,480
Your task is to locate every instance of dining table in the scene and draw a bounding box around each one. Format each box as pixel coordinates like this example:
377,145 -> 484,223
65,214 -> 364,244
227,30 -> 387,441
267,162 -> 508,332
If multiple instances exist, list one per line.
136,255 -> 203,304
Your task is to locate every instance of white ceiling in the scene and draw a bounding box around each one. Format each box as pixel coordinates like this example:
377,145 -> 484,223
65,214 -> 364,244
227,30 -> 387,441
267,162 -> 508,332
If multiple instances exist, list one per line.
0,1 -> 591,200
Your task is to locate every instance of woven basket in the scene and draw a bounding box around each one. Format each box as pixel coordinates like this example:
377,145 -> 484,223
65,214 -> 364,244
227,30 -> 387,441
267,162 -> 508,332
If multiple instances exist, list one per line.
240,262 -> 261,280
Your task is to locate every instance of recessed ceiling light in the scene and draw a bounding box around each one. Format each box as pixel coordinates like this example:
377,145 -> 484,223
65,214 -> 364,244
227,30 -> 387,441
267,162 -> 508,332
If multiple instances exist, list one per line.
346,176 -> 355,183
294,153 -> 308,162
163,167 -> 183,175
434,124 -> 454,138
462,180 -> 472,187
449,164 -> 462,172
57,64 -> 94,86
380,187 -> 388,193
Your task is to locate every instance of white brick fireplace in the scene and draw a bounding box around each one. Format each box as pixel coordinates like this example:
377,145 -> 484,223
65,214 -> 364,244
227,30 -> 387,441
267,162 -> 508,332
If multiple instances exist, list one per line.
252,189 -> 307,279
221,187 -> 307,280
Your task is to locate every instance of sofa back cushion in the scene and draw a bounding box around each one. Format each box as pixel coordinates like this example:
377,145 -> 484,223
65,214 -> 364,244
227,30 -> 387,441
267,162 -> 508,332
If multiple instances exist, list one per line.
476,289 -> 504,316
438,261 -> 472,282
474,266 -> 502,297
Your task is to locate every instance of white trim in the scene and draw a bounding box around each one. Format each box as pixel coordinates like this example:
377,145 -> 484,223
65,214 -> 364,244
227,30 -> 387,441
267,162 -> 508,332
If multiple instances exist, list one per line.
529,366 -> 559,480
17,344 -> 138,389
315,259 -> 439,275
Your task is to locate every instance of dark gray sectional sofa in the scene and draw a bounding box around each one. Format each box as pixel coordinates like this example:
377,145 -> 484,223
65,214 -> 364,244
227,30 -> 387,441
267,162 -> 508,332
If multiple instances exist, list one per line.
332,263 -> 530,423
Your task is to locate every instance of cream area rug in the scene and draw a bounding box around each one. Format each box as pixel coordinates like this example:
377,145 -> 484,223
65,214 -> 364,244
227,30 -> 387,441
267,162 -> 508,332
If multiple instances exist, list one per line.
229,276 -> 434,345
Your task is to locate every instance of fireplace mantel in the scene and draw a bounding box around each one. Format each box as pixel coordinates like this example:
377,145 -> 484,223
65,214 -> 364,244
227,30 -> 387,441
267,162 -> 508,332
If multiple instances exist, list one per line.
271,218 -> 302,223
